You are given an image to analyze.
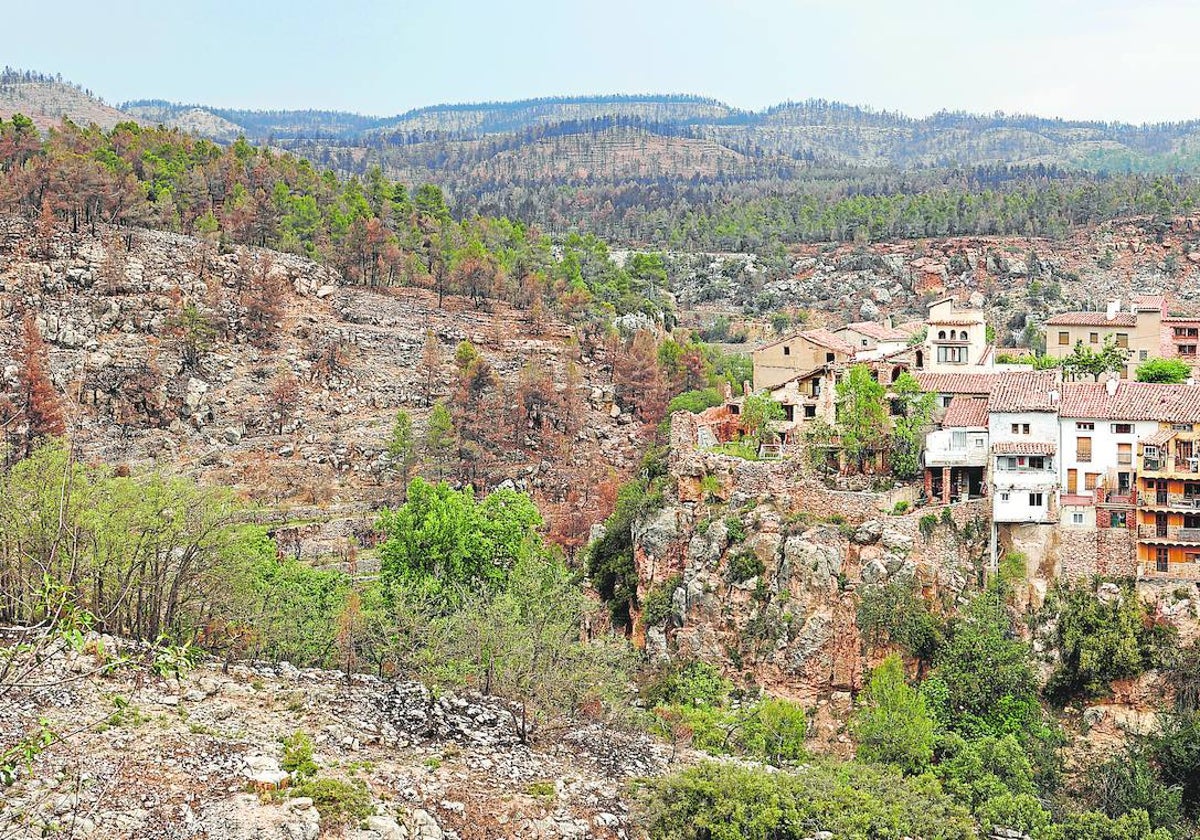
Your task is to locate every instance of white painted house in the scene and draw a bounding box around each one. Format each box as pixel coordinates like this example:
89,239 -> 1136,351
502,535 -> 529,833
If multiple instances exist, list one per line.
987,372 -> 1062,524
1057,380 -> 1157,498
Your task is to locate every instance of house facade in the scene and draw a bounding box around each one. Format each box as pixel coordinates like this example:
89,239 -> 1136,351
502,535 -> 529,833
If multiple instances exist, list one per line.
923,298 -> 992,373
987,373 -> 1062,524
1043,297 -> 1167,377
923,396 -> 989,504
752,329 -> 856,390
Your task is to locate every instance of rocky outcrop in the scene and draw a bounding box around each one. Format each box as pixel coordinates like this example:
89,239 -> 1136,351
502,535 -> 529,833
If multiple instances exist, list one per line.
633,439 -> 989,707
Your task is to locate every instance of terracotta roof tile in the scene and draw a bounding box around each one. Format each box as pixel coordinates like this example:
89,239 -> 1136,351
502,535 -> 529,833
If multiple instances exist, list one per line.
1044,312 -> 1138,327
1144,427 -> 1179,447
1061,494 -> 1095,506
942,396 -> 989,428
987,371 -> 1063,412
798,328 -> 857,355
1059,382 -> 1200,423
840,321 -> 911,342
913,372 -> 999,395
994,441 -> 1057,455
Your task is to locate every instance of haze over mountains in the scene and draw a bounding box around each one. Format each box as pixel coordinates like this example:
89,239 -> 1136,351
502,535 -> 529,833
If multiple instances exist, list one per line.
7,67 -> 1200,179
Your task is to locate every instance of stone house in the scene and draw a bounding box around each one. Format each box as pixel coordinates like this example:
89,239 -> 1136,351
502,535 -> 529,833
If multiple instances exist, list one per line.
1043,296 -> 1169,377
752,328 -> 856,390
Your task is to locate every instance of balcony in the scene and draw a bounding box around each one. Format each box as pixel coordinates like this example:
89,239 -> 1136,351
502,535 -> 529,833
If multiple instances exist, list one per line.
1139,493 -> 1200,509
1139,561 -> 1200,581
1138,525 -> 1200,543
925,448 -> 989,468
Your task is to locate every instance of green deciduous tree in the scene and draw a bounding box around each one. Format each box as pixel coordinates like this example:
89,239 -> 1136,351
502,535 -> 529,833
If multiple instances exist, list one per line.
836,364 -> 887,471
889,372 -> 937,480
377,477 -> 542,604
851,654 -> 935,773
1136,357 -> 1192,384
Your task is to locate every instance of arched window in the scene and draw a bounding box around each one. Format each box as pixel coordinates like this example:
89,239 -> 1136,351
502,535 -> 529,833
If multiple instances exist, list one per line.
938,330 -> 946,340
915,350 -> 924,369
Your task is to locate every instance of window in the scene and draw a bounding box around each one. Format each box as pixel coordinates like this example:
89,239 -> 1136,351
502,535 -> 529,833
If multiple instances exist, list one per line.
1089,332 -> 1099,343
1072,512 -> 1085,525
998,456 -> 1047,470
1058,331 -> 1070,346
938,330 -> 946,340
803,405 -> 816,419
1173,423 -> 1193,432
825,352 -> 835,362
999,492 -> 1010,502
1157,547 -> 1170,572
974,437 -> 985,448
937,345 -> 967,364
1077,437 -> 1092,462
729,404 -> 740,415
1118,443 -> 1133,465
1111,423 -> 1133,434
1085,472 -> 1100,490
861,339 -> 868,346
782,345 -> 790,356
1012,423 -> 1031,435
1111,510 -> 1128,529
1076,422 -> 1094,431
783,404 -> 795,422
1029,492 -> 1044,507
1182,345 -> 1197,356
1140,350 -> 1149,361
1116,333 -> 1129,348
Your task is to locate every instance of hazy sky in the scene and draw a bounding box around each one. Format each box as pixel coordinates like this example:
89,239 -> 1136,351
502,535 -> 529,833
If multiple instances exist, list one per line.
6,0 -> 1198,123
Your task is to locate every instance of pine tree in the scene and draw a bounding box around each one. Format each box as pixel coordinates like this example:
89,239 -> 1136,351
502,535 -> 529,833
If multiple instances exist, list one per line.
15,314 -> 65,454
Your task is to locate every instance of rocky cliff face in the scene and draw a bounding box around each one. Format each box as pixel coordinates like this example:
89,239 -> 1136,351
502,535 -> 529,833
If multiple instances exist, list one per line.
630,422 -> 992,749
675,215 -> 1200,336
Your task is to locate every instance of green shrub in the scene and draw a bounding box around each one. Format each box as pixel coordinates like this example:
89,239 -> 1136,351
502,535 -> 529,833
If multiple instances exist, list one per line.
919,513 -> 939,540
999,551 -> 1026,584
1048,809 -> 1172,840
892,501 -> 910,515
1149,711 -> 1200,819
723,516 -> 746,543
1046,581 -> 1177,700
726,550 -> 765,584
643,575 -> 682,627
637,761 -> 977,840
667,388 -> 723,415
1084,747 -> 1182,831
289,778 -> 372,829
856,579 -> 944,663
851,654 -> 935,774
644,660 -> 730,709
281,731 -> 318,781
699,475 -> 721,501
710,440 -> 759,460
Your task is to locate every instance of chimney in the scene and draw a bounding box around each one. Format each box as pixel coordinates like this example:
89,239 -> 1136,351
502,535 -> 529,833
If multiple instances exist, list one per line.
1049,389 -> 1060,404
1105,300 -> 1120,321
1105,377 -> 1119,396
1188,378 -> 1196,387
742,380 -> 751,396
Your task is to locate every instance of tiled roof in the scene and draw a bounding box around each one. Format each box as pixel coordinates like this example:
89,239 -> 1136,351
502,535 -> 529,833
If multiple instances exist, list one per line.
987,371 -> 1063,412
1132,295 -> 1165,312
1164,316 -> 1200,324
798,328 -> 857,354
929,317 -> 984,327
942,396 -> 989,428
1061,494 -> 1095,506
840,321 -> 911,342
1059,382 -> 1200,423
767,366 -> 827,392
1144,427 -> 1179,447
994,441 -> 1057,455
914,372 -> 999,395
754,328 -> 856,355
1044,311 -> 1138,327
